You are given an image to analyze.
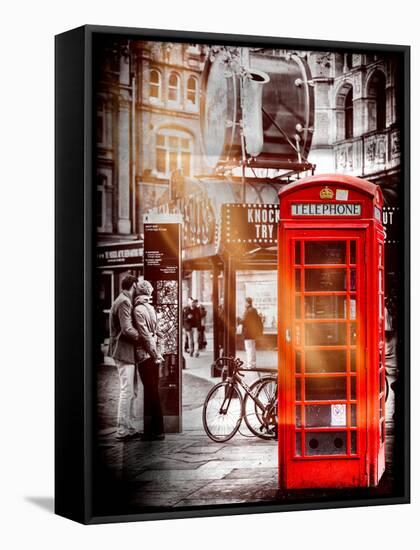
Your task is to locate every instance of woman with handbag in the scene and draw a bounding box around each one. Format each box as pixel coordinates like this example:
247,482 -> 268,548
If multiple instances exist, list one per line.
133,280 -> 165,441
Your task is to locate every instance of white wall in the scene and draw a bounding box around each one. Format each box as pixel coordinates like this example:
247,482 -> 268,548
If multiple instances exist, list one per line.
1,1 -> 418,548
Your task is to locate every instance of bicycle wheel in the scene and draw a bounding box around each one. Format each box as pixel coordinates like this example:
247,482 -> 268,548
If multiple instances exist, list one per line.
244,376 -> 278,440
202,382 -> 243,442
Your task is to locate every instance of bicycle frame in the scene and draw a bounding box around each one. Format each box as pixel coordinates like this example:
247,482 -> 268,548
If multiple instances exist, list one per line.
204,358 -> 278,442
228,371 -> 277,416
218,382 -> 238,414
216,358 -> 278,424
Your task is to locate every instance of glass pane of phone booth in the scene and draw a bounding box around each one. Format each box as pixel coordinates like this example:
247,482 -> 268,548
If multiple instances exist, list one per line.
293,239 -> 359,458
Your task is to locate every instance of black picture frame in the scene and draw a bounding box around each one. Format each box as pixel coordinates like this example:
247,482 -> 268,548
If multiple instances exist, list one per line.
55,25 -> 410,524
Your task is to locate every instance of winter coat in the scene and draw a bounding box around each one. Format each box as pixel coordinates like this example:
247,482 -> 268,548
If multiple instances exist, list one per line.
198,305 -> 207,328
133,297 -> 163,364
108,291 -> 139,363
240,305 -> 263,340
183,306 -> 200,330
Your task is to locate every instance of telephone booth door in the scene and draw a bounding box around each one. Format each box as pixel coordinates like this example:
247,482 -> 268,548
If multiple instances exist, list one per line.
279,229 -> 368,489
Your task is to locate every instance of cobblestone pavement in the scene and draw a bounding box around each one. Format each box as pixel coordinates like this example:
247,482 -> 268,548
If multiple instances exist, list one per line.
96,347 -> 396,511
97,354 -> 279,508
98,431 -> 279,508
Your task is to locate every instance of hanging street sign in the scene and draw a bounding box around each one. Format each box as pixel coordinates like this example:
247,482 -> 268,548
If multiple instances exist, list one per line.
220,203 -> 280,252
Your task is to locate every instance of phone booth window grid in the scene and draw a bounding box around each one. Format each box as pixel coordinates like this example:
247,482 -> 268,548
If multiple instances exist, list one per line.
277,174 -> 385,490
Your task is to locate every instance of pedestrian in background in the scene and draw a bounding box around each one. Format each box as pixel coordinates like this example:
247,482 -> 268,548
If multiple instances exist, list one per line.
108,274 -> 140,440
238,297 -> 263,369
133,280 -> 165,441
216,300 -> 225,357
182,298 -> 193,353
195,299 -> 207,350
183,297 -> 200,357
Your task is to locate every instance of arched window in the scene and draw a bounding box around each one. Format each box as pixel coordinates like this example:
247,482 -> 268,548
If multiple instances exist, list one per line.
186,76 -> 198,106
344,88 -> 353,139
155,129 -> 192,177
149,69 -> 161,101
168,72 -> 181,103
335,83 -> 353,142
367,70 -> 386,132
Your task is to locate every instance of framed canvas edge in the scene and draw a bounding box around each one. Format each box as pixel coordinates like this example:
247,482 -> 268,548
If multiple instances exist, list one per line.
76,23 -> 411,52
55,25 -> 89,524
84,25 -> 94,525
85,495 -> 410,525
401,42 -> 411,507
55,25 -> 411,525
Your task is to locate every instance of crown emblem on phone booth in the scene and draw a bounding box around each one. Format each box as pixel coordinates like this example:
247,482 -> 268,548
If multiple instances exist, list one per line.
320,186 -> 334,199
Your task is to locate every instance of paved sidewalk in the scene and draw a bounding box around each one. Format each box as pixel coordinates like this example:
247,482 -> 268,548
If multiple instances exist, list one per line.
97,420 -> 394,511
96,343 -> 396,511
98,431 -> 278,509
97,359 -> 279,509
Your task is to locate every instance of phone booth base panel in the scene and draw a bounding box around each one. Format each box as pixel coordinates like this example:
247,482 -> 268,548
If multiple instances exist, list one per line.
280,461 -> 366,490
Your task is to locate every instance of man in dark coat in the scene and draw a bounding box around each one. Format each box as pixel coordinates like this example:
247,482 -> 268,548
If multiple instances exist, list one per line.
183,297 -> 201,357
133,280 -> 165,441
195,300 -> 207,350
238,297 -> 263,369
108,274 -> 139,440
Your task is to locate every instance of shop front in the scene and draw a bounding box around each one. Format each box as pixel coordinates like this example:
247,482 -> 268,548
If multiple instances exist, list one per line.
218,203 -> 279,363
150,174 -> 283,372
96,240 -> 143,352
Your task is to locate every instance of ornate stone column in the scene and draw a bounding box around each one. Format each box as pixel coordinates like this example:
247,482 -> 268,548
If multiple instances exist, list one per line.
352,70 -> 365,137
116,89 -> 132,235
307,52 -> 335,172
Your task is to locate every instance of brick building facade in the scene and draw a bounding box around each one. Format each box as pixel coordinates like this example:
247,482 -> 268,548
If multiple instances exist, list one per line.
94,41 -> 402,341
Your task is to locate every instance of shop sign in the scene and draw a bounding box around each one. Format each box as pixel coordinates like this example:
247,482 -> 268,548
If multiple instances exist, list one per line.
221,203 -> 280,249
96,241 -> 143,268
150,193 -> 216,249
382,206 -> 399,244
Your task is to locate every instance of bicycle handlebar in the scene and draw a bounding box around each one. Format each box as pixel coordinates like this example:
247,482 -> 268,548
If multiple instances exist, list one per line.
213,356 -> 276,375
238,367 -> 277,374
212,356 -> 244,368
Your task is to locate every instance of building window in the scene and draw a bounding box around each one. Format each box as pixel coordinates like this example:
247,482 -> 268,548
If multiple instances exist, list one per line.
344,53 -> 353,71
149,69 -> 162,101
98,271 -> 114,338
394,65 -> 401,124
186,76 -> 198,107
344,88 -> 353,139
334,54 -> 344,76
336,84 -> 354,142
97,174 -> 107,231
96,97 -> 106,146
156,130 -> 192,177
367,71 -> 386,132
168,72 -> 181,103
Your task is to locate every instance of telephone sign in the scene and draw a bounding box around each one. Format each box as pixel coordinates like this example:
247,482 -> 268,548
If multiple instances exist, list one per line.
291,203 -> 362,216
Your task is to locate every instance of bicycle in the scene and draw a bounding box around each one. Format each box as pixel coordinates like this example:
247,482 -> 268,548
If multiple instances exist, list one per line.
202,357 -> 278,442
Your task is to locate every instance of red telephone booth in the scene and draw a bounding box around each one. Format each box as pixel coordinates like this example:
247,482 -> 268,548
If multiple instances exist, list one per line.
278,174 -> 386,489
